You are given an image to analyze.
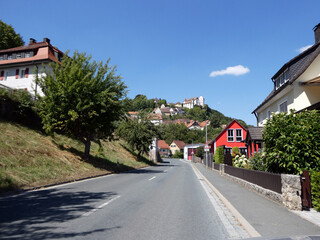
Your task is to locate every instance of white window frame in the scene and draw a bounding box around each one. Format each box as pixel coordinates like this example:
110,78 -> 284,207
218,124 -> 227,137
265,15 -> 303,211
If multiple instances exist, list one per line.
267,109 -> 271,119
227,129 -> 234,142
235,129 -> 243,142
278,98 -> 288,113
20,69 -> 26,79
275,70 -> 290,90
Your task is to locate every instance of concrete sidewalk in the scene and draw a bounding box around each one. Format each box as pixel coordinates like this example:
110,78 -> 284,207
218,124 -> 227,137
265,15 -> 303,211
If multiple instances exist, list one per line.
193,163 -> 320,239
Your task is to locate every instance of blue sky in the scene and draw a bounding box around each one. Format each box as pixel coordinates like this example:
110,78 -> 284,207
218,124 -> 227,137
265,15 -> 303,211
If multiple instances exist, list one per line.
2,0 -> 320,125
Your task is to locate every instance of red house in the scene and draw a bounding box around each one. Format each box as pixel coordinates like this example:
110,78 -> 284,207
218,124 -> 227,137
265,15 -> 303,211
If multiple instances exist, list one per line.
210,119 -> 247,156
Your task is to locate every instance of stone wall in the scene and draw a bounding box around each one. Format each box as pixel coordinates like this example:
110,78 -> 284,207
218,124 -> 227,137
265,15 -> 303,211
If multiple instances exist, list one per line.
223,173 -> 283,205
281,174 -> 302,210
211,164 -> 302,210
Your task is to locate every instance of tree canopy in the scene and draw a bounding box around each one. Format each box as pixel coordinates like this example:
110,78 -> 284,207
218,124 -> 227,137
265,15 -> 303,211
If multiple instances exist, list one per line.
0,20 -> 24,50
116,115 -> 160,160
38,51 -> 127,159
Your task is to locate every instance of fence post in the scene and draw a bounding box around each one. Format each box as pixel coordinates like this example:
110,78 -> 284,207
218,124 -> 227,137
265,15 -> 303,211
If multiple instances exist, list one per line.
301,170 -> 312,210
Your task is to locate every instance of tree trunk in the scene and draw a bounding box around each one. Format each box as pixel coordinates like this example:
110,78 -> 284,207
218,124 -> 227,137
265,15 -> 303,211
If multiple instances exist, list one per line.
84,138 -> 91,159
137,151 -> 142,161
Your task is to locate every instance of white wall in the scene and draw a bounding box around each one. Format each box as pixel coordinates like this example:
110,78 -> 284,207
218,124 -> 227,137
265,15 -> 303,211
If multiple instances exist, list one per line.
0,64 -> 47,96
256,54 -> 320,126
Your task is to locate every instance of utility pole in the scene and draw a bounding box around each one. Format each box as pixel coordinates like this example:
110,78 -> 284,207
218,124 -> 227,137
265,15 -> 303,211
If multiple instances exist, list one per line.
206,120 -> 207,143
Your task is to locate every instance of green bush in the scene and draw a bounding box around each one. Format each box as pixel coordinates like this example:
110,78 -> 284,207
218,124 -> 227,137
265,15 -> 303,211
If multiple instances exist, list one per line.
172,151 -> 184,159
214,146 -> 224,164
196,146 -> 204,159
311,171 -> 320,212
232,146 -> 239,156
263,110 -> 320,174
249,152 -> 267,171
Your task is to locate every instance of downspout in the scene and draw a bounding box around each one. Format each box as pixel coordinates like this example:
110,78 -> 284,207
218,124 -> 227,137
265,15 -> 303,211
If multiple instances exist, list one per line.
34,65 -> 38,100
253,111 -> 259,127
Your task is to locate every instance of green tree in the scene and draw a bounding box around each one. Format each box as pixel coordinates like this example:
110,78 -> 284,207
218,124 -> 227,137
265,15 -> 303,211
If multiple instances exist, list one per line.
116,116 -> 160,160
129,94 -> 155,112
38,51 -> 127,159
263,110 -> 320,174
196,146 -> 204,159
159,123 -> 189,144
0,20 -> 24,50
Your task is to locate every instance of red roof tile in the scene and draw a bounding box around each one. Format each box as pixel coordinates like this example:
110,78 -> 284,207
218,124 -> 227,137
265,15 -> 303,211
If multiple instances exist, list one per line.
172,140 -> 185,149
158,140 -> 170,149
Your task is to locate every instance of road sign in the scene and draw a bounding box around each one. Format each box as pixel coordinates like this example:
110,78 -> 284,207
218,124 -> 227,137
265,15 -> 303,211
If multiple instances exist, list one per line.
204,144 -> 210,152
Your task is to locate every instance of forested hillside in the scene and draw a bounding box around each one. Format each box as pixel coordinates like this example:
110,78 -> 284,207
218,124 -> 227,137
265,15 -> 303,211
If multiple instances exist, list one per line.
126,94 -> 250,144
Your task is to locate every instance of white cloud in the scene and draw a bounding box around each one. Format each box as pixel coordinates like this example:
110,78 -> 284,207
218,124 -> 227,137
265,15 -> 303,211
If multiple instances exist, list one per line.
298,45 -> 312,53
209,65 -> 250,78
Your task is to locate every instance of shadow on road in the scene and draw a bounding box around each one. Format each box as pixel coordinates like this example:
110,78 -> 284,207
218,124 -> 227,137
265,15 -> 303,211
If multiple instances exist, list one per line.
0,188 -> 118,239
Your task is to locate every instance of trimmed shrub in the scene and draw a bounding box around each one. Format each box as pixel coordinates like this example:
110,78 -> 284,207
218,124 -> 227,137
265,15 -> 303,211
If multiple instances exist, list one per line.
232,146 -> 239,156
263,110 -> 320,174
311,171 -> 320,212
214,146 -> 224,164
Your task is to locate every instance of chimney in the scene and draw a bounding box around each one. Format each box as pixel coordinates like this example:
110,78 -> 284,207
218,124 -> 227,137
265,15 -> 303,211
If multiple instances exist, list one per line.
313,23 -> 320,44
29,38 -> 36,44
43,38 -> 50,44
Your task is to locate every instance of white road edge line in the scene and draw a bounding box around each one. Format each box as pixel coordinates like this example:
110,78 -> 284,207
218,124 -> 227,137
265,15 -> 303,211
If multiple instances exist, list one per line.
148,176 -> 156,181
82,195 -> 120,217
191,164 -> 261,238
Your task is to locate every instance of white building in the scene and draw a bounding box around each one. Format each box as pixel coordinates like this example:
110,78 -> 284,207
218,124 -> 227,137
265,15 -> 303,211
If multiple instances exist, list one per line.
253,23 -> 320,126
0,38 -> 64,96
184,143 -> 205,160
183,96 -> 205,109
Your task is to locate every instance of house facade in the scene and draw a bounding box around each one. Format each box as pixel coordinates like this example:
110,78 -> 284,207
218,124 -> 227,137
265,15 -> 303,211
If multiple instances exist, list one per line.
0,38 -> 64,96
184,143 -> 205,160
170,140 -> 185,155
183,96 -> 205,109
253,24 -> 320,126
148,113 -> 163,126
210,119 -> 247,156
158,140 -> 171,158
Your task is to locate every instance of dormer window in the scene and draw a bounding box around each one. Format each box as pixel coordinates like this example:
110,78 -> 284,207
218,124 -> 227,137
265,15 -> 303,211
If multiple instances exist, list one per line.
275,70 -> 290,90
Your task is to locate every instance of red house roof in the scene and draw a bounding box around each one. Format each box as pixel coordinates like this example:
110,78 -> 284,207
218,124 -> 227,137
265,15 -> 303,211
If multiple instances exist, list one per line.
0,38 -> 64,67
172,140 -> 185,149
158,140 -> 170,149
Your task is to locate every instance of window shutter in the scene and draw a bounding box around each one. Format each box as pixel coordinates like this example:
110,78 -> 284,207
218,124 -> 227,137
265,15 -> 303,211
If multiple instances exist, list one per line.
0,71 -> 4,81
16,69 -> 19,79
25,68 -> 29,78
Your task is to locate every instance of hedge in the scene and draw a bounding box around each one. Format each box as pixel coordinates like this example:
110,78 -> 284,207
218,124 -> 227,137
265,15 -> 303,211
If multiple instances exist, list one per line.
311,171 -> 320,212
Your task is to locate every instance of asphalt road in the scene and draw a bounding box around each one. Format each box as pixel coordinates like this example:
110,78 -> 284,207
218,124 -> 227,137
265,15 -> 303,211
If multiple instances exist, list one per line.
0,159 -> 246,240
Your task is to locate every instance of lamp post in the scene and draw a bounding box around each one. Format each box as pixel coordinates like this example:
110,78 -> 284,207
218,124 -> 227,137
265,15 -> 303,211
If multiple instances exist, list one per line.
191,140 -> 194,162
205,120 -> 208,167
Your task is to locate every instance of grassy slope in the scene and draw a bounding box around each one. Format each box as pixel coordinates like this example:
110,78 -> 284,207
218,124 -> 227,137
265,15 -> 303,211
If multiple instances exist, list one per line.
0,121 -> 154,193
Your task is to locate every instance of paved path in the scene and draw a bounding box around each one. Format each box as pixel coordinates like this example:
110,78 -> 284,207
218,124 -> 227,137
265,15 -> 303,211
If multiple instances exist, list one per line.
0,159 -> 246,240
193,162 -> 320,239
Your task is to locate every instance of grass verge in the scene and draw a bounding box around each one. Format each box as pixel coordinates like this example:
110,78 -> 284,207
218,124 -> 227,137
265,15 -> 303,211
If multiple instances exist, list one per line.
0,120 -> 155,193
